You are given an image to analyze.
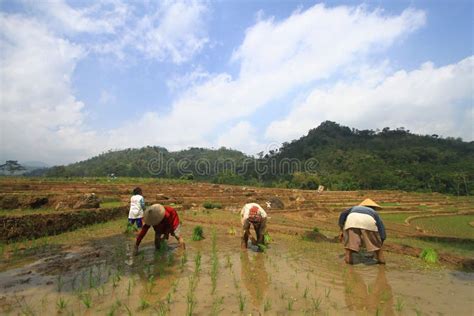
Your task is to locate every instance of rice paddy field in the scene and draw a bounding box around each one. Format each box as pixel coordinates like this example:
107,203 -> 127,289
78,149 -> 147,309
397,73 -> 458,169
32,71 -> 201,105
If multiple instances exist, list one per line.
0,177 -> 473,315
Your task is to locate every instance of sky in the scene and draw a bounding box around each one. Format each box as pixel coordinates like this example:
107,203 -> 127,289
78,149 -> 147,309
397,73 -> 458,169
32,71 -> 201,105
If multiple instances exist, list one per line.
0,0 -> 473,165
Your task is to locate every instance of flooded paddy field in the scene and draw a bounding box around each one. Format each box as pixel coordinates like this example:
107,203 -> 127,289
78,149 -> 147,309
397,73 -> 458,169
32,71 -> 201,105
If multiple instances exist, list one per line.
0,178 -> 473,315
1,220 -> 473,315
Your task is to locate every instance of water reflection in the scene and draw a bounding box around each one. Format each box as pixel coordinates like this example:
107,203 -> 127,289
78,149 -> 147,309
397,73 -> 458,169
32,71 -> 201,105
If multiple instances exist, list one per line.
240,251 -> 269,307
344,266 -> 394,315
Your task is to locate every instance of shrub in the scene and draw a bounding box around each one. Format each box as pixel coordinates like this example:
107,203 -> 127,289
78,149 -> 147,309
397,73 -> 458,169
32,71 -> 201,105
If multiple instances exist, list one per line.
420,248 -> 438,263
192,226 -> 204,241
203,201 -> 222,209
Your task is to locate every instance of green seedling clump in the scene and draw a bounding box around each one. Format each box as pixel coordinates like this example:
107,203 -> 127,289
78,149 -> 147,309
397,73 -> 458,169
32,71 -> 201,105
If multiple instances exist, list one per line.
192,226 -> 204,241
264,232 -> 272,244
203,201 -> 222,209
124,223 -> 138,235
420,248 -> 438,263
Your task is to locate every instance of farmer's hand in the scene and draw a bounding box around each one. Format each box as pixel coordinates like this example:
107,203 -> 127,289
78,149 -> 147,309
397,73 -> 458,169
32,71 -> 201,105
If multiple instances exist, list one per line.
179,237 -> 186,249
338,232 -> 344,243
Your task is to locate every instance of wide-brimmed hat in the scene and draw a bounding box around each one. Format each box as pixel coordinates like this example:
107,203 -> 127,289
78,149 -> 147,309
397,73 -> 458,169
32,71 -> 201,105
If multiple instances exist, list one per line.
359,198 -> 382,210
144,204 -> 165,225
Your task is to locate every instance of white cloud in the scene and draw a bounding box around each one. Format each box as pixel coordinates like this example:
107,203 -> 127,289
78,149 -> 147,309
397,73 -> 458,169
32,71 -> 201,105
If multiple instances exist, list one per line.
95,0 -> 209,63
216,121 -> 262,154
265,56 -> 474,141
0,14 -> 101,164
21,0 -> 209,63
23,0 -> 130,34
99,89 -> 116,105
113,4 -> 426,152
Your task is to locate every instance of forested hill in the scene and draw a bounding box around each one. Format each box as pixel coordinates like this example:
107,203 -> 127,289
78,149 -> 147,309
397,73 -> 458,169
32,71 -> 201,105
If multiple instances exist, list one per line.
43,121 -> 473,195
45,147 -> 249,179
267,121 -> 473,195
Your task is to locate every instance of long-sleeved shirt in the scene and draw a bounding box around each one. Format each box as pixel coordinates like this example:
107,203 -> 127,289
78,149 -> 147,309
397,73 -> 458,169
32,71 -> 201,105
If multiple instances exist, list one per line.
129,194 -> 145,219
338,206 -> 386,241
136,206 -> 180,246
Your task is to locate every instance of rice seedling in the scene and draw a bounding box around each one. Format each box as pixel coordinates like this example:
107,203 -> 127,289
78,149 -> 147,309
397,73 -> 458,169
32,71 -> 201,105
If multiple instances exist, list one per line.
123,303 -> 132,316
210,296 -> 224,316
325,288 -> 331,298
311,296 -> 322,311
88,268 -> 95,289
238,292 -> 246,312
157,239 -> 168,255
264,298 -> 272,312
303,287 -> 308,299
167,252 -> 174,266
227,227 -> 236,235
225,254 -> 233,269
287,299 -> 294,311
172,280 -> 179,293
80,293 -> 92,308
194,251 -> 202,275
56,275 -> 64,292
186,276 -> 198,316
94,285 -> 105,296
192,226 -> 204,241
106,300 -> 122,316
210,230 -> 219,294
56,297 -> 68,312
154,302 -> 168,316
14,296 -> 35,316
126,280 -> 132,296
395,297 -> 404,312
146,274 -> 155,294
264,232 -> 272,244
414,307 -> 422,316
180,251 -> 188,271
139,298 -> 151,310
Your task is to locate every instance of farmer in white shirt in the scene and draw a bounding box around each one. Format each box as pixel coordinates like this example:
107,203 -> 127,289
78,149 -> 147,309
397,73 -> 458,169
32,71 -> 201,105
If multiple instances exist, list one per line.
128,187 -> 145,228
240,203 -> 268,249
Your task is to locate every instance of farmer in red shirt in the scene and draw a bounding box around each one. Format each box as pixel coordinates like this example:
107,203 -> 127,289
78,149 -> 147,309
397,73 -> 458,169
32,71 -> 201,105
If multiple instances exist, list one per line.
134,204 -> 185,254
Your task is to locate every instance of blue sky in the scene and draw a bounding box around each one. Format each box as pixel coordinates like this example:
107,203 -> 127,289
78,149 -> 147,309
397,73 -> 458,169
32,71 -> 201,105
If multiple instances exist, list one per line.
0,0 -> 472,165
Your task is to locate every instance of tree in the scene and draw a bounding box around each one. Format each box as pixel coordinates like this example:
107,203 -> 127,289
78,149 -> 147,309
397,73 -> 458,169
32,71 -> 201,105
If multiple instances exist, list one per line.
0,160 -> 26,175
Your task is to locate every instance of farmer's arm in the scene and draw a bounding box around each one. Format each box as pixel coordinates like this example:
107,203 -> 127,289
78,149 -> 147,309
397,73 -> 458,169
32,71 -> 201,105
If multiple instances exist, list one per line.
140,196 -> 145,210
338,208 -> 351,230
373,213 -> 386,241
136,224 -> 150,246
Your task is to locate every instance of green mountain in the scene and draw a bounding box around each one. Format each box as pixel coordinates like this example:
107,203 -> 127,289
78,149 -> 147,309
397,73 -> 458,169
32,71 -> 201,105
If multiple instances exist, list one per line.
267,121 -> 473,195
43,121 -> 473,195
45,146 -> 250,179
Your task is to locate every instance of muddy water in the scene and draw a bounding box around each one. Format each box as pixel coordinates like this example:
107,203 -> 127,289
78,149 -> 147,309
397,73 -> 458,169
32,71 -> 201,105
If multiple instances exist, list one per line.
1,227 -> 473,315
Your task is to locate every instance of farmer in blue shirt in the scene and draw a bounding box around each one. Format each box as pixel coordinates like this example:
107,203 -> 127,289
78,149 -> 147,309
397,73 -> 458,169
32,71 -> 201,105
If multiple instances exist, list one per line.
338,199 -> 386,264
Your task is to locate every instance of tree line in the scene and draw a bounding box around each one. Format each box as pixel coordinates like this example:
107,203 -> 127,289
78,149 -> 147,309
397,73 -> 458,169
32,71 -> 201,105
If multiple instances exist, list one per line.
41,121 -> 473,195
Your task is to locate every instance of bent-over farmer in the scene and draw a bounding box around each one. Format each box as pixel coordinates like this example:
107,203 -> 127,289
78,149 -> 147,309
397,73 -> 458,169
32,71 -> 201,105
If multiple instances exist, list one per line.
241,203 -> 268,249
134,204 -> 185,254
338,199 -> 386,264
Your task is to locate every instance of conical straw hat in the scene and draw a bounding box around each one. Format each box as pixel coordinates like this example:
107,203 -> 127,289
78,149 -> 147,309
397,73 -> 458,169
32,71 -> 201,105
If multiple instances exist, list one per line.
359,198 -> 382,210
144,204 -> 165,225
